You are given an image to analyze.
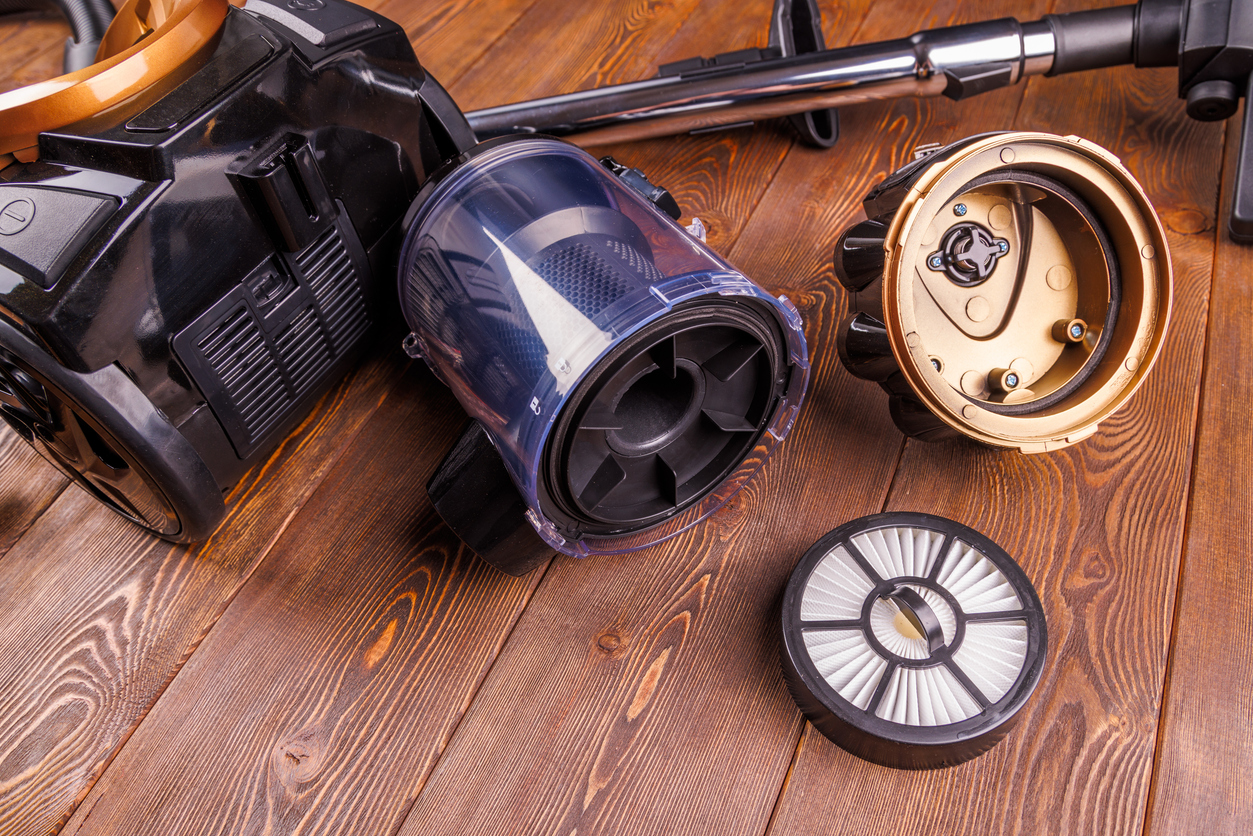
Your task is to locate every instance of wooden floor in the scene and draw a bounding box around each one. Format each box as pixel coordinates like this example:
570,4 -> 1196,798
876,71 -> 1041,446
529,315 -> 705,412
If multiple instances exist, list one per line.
1,0 -> 1250,833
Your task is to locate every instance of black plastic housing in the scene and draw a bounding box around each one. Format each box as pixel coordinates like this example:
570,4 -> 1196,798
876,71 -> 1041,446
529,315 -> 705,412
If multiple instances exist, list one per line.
0,0 -> 472,540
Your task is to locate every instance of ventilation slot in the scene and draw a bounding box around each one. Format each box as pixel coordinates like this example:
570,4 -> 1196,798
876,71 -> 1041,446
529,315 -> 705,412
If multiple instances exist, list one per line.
197,305 -> 290,440
275,305 -> 332,395
297,226 -> 369,352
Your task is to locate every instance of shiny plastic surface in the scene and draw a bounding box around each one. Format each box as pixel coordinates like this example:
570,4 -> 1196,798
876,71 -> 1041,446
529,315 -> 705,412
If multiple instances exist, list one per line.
0,0 -> 472,538
0,0 -> 230,157
400,137 -> 809,557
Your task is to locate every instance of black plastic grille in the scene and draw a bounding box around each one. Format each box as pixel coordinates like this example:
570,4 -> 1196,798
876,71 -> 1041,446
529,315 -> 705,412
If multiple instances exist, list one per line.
197,305 -> 290,438
297,227 -> 368,352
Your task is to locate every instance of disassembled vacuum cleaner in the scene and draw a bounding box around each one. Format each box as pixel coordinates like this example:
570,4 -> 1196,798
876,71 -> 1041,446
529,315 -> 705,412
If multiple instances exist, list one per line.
0,0 -> 474,540
780,513 -> 1047,768
0,0 -> 1176,772
834,132 -> 1170,450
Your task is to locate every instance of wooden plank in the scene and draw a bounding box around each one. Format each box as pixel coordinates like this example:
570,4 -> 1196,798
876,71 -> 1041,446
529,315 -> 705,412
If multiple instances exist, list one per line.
390,2 -> 1056,835
765,2 -> 1226,834
0,344 -> 409,836
59,364 -> 546,836
0,17 -> 62,95
1145,114 -> 1253,836
443,0 -> 709,111
383,0 -> 548,87
0,425 -> 69,560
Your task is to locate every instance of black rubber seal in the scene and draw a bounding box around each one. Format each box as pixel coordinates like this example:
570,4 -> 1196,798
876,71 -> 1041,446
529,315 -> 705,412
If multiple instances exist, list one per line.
944,169 -> 1122,417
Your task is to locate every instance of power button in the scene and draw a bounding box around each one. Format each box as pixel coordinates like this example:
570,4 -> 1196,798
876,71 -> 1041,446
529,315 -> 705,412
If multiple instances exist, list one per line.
0,198 -> 35,235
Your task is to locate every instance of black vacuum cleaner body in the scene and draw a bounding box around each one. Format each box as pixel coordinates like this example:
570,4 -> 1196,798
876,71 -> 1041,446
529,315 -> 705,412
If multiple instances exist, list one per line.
0,0 -> 472,540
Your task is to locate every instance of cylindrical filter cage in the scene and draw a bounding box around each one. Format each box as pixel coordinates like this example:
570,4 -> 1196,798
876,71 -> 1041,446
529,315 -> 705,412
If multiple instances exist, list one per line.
398,137 -> 809,556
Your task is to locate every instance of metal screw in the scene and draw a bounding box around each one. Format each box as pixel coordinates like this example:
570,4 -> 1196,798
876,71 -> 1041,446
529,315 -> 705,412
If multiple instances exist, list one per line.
998,241 -> 1008,253
1052,318 -> 1088,344
928,254 -> 944,269
953,203 -> 968,216
930,358 -> 942,371
1005,372 -> 1019,388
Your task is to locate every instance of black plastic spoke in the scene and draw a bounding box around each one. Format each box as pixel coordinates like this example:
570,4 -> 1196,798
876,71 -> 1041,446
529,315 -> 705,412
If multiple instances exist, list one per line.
799,619 -> 863,631
45,395 -> 89,465
648,335 -> 676,378
865,660 -> 899,715
703,337 -> 763,382
578,409 -> 622,430
944,658 -> 993,710
577,453 -> 627,510
841,537 -> 884,585
701,407 -> 755,432
964,609 -> 1030,622
656,453 -> 679,507
927,533 -> 955,582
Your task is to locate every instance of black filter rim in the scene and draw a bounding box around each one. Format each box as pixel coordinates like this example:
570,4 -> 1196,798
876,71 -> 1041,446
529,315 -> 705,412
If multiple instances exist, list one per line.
539,297 -> 787,538
779,512 -> 1047,769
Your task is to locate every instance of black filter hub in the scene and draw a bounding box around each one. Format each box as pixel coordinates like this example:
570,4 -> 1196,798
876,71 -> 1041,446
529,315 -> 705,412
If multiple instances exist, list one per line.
540,299 -> 786,537
927,221 -> 1010,287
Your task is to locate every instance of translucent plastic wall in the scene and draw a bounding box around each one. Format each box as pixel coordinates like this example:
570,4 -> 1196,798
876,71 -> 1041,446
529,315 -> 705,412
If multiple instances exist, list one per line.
399,137 -> 808,556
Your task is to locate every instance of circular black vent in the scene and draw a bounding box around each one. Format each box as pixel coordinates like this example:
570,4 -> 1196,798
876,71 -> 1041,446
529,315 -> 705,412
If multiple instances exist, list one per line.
540,299 -> 787,537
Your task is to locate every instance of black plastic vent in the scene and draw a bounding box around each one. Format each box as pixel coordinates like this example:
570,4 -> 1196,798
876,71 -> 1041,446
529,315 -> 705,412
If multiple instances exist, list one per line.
275,305 -> 332,393
173,213 -> 373,459
297,226 -> 368,352
196,304 -> 291,439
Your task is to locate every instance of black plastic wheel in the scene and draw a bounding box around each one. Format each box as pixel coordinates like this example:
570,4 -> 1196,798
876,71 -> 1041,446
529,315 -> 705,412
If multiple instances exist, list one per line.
780,513 -> 1047,769
0,318 -> 223,541
540,298 -> 786,537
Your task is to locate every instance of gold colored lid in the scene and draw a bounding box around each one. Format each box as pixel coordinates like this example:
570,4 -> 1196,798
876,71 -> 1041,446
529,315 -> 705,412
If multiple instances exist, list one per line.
0,0 -> 230,160
880,133 -> 1171,452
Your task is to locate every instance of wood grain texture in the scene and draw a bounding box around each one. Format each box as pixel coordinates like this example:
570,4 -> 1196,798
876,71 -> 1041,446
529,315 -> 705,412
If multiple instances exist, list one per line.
0,15 -> 61,95
0,344 -> 409,836
0,426 -> 68,561
0,0 -> 1242,833
1145,114 -> 1253,836
765,1 -> 1225,834
59,364 -> 545,836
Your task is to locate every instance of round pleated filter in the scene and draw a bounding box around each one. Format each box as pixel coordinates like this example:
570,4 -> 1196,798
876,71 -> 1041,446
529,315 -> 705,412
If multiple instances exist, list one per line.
780,513 -> 1046,769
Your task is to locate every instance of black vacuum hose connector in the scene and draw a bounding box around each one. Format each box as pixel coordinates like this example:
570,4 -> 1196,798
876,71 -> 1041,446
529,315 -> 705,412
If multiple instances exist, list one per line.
1044,4 -> 1138,76
0,0 -> 116,73
1134,0 -> 1185,67
1043,1 -> 1185,76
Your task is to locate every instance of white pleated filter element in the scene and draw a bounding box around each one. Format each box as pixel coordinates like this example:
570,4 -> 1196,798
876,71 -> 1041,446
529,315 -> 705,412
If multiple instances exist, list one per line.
796,527 -> 1033,727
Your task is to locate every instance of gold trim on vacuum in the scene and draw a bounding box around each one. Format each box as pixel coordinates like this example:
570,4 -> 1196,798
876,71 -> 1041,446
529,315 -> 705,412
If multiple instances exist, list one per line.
880,133 -> 1171,452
